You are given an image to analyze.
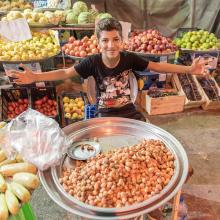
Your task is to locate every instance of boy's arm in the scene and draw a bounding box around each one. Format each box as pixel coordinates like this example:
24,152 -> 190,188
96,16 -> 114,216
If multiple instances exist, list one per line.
148,57 -> 208,75
148,62 -> 191,74
8,64 -> 79,84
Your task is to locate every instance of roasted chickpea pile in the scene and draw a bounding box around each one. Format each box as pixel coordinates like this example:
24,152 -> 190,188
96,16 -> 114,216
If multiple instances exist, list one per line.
60,139 -> 175,208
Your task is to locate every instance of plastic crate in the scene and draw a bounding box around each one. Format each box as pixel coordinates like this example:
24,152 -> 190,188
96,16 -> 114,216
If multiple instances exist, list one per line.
1,88 -> 30,121
61,91 -> 86,126
30,86 -> 60,123
85,104 -> 97,119
135,70 -> 165,90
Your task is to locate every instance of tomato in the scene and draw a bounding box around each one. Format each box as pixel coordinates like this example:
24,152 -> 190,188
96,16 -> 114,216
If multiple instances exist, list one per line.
23,99 -> 29,104
18,99 -> 24,104
8,114 -> 13,119
8,102 -> 13,107
68,36 -> 75,43
38,109 -> 44,114
47,99 -> 53,106
8,106 -> 14,112
19,105 -> 24,112
65,48 -> 70,54
53,100 -> 57,106
52,110 -> 57,116
42,96 -> 48,103
15,108 -> 20,115
69,50 -> 75,56
35,100 -> 42,105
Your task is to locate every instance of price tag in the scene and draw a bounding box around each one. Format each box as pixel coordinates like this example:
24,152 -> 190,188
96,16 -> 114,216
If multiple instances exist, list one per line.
160,56 -> 168,63
158,56 -> 167,81
119,21 -> 131,42
33,0 -> 47,8
3,63 -> 45,87
91,4 -> 98,11
159,74 -> 167,81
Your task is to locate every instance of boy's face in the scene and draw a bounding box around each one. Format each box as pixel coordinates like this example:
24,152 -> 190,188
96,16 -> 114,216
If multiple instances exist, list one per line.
98,30 -> 122,59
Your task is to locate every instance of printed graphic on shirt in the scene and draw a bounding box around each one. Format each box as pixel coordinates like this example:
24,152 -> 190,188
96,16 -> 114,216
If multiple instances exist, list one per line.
98,70 -> 132,108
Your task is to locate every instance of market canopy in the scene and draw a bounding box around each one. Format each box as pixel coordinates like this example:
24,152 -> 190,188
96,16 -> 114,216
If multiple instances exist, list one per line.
84,0 -> 220,37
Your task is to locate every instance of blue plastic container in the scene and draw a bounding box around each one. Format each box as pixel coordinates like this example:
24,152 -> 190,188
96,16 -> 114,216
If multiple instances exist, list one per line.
85,104 -> 97,119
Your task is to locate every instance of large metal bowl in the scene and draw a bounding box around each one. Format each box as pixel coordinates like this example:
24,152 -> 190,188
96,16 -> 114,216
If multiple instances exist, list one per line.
39,117 -> 188,219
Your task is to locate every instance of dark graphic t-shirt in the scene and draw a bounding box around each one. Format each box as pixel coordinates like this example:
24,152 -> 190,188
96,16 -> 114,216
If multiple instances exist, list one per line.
74,51 -> 148,111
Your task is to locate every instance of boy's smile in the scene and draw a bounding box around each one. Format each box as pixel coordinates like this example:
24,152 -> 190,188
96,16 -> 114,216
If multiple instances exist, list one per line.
98,30 -> 122,60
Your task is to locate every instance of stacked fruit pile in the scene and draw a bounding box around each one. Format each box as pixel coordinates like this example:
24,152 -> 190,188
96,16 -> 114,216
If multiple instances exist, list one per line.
64,1 -> 112,25
33,96 -> 57,117
63,96 -> 85,120
148,89 -> 178,98
197,77 -> 220,101
0,31 -> 60,61
62,35 -> 99,57
1,9 -> 65,26
7,99 -> 29,120
123,30 -> 177,54
0,0 -> 32,11
0,123 -> 39,220
178,74 -> 202,101
60,139 -> 175,208
174,30 -> 218,50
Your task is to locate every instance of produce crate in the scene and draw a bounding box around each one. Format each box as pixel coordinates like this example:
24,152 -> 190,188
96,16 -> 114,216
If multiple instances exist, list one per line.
30,86 -> 60,123
195,76 -> 220,110
1,88 -> 30,121
136,75 -> 179,111
173,74 -> 206,109
61,91 -> 86,126
143,91 -> 185,115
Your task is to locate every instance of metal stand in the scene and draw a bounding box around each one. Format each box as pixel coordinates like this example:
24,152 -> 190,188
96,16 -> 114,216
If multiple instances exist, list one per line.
171,190 -> 182,220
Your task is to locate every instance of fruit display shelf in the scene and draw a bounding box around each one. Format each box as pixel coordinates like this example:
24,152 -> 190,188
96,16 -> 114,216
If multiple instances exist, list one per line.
126,50 -> 176,58
40,8 -> 62,12
0,53 -> 61,64
173,74 -> 206,109
174,30 -> 218,51
196,76 -> 220,110
0,30 -> 60,63
61,23 -> 95,28
65,54 -> 84,61
28,23 -> 59,28
52,26 -> 95,31
179,48 -> 220,53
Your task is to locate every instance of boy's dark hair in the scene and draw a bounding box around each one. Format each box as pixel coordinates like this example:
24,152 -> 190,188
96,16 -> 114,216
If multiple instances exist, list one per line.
96,18 -> 122,40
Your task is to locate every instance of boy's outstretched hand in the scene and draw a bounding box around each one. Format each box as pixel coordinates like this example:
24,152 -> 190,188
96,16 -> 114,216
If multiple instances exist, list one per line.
190,56 -> 211,76
7,64 -> 36,85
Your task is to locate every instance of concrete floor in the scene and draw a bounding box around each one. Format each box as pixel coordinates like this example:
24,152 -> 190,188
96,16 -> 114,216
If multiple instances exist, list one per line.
30,110 -> 220,220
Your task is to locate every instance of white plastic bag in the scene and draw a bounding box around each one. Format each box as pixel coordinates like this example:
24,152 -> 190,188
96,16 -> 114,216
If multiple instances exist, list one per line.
0,109 -> 71,170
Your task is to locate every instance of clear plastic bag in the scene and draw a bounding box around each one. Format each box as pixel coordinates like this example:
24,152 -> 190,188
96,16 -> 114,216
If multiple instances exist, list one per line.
0,109 -> 71,170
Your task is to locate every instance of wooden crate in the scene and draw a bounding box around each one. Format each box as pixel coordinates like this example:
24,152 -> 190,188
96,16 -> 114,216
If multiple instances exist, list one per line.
173,74 -> 206,109
136,75 -> 178,109
144,93 -> 185,115
195,76 -> 220,110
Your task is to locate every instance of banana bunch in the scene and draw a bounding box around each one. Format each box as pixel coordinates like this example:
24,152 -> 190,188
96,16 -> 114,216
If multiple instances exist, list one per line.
0,123 -> 39,220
